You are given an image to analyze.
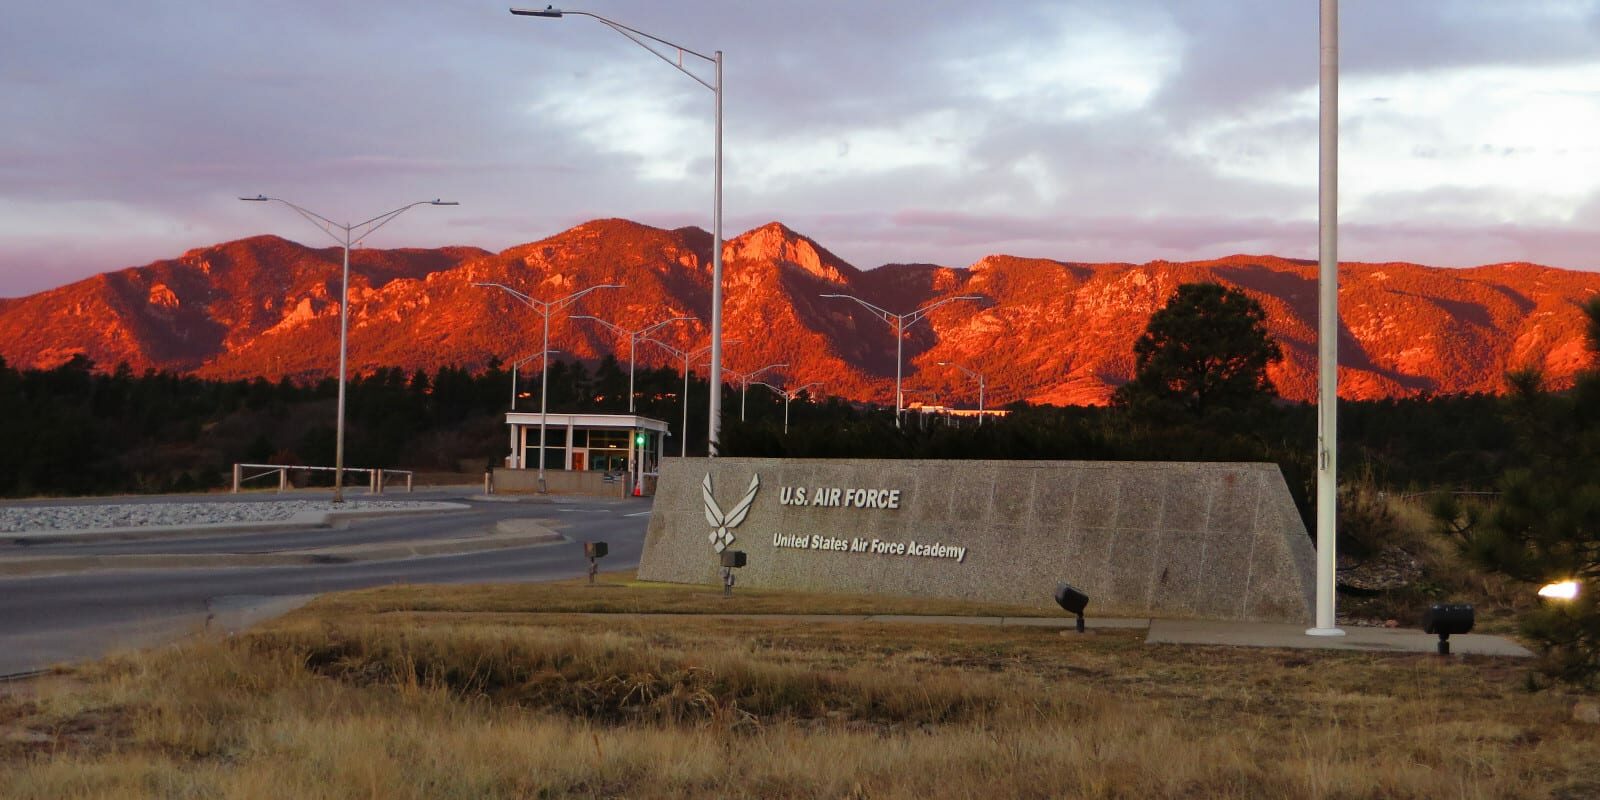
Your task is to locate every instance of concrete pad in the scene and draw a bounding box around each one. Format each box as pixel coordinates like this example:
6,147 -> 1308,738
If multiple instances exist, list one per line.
867,614 -> 1003,626
1146,619 -> 1534,657
554,613 -> 874,625
1001,616 -> 1151,630
709,613 -> 874,625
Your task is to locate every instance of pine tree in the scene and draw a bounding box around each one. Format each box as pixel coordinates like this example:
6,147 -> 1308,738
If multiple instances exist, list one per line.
1111,282 -> 1282,424
1435,297 -> 1600,685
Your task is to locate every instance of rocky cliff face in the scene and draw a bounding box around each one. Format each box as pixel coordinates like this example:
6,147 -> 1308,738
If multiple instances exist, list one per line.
2,219 -> 1596,406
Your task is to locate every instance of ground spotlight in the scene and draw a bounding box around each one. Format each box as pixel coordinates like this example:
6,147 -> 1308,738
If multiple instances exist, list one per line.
584,541 -> 607,585
720,550 -> 746,597
1055,583 -> 1090,633
1538,580 -> 1580,601
1421,603 -> 1475,655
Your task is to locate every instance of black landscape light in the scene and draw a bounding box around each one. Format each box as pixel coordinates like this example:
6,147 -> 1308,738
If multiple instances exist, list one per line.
720,550 -> 746,597
1055,583 -> 1090,633
1421,603 -> 1475,655
584,541 -> 608,585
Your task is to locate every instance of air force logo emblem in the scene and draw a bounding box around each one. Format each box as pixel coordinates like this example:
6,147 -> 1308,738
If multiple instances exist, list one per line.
703,472 -> 759,553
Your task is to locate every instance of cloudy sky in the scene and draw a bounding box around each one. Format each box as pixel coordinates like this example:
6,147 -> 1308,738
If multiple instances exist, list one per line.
3,1 -> 1599,296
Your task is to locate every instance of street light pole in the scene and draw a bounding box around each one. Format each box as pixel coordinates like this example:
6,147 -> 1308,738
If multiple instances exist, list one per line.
645,337 -> 738,456
572,315 -> 693,412
1309,0 -> 1345,637
754,380 -> 820,434
820,294 -> 983,428
938,361 -> 986,426
474,281 -> 621,492
734,363 -> 786,421
240,195 -> 456,503
512,6 -> 726,456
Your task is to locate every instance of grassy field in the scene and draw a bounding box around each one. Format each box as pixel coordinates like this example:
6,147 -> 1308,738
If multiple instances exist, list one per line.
2,574 -> 1597,799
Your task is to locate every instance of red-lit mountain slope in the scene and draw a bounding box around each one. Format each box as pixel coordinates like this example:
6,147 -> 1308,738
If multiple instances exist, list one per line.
1,219 -> 1596,406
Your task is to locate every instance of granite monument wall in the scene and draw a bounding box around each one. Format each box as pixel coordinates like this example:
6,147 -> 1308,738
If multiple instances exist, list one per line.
638,457 -> 1317,623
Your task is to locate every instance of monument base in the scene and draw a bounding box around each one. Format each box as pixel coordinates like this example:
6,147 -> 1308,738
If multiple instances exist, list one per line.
639,458 -> 1317,624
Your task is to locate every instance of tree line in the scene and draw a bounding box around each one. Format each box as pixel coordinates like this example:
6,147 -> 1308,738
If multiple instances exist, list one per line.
0,353 -> 715,496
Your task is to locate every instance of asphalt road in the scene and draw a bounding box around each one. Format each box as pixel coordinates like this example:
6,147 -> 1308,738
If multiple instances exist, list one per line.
0,491 -> 653,675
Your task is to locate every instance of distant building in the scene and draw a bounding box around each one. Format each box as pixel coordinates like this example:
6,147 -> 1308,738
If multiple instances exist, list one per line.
501,412 -> 669,495
904,402 -> 1009,423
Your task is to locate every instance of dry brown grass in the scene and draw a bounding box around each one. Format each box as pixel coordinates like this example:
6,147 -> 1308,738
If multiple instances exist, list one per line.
2,578 -> 1597,799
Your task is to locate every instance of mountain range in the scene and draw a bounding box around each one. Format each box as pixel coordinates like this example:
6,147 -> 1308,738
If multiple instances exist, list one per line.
1,218 -> 1596,407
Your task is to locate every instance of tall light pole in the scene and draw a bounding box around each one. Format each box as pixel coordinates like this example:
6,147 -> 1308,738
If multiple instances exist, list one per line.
821,294 -> 983,428
240,195 -> 457,503
938,361 -> 986,426
571,315 -> 694,412
1309,0 -> 1345,637
512,6 -> 727,456
729,363 -> 786,421
645,338 -> 738,457
754,380 -> 821,434
475,281 -> 621,492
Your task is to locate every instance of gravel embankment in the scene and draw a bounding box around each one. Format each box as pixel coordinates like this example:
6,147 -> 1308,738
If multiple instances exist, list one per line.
0,500 -> 438,533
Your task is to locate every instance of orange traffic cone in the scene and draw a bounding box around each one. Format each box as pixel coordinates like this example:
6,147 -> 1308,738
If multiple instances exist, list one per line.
633,476 -> 643,497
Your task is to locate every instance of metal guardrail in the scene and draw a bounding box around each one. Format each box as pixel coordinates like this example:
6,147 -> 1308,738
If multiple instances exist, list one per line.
230,463 -> 414,494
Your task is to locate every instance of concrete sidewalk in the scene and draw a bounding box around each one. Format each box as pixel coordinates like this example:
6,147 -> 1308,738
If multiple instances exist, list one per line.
1146,618 -> 1533,657
543,611 -> 1532,657
4,609 -> 1532,679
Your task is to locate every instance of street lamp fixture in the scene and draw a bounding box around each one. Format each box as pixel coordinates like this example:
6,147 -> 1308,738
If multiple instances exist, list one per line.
512,6 -> 728,457
937,360 -> 986,426
240,195 -> 457,503
571,315 -> 694,413
510,5 -> 563,17
820,294 -> 984,428
475,281 -> 621,492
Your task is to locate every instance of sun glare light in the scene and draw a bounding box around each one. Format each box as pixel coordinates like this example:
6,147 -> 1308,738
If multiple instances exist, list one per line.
1538,580 -> 1581,601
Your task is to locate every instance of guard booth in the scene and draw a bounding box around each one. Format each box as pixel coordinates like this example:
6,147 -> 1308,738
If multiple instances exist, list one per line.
499,412 -> 670,496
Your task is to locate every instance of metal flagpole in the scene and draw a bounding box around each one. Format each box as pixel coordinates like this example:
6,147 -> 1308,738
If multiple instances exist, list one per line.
1309,0 -> 1345,637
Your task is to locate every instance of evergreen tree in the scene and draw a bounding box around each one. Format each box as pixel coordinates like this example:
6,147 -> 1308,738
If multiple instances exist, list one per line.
1112,283 -> 1282,423
1435,297 -> 1600,686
